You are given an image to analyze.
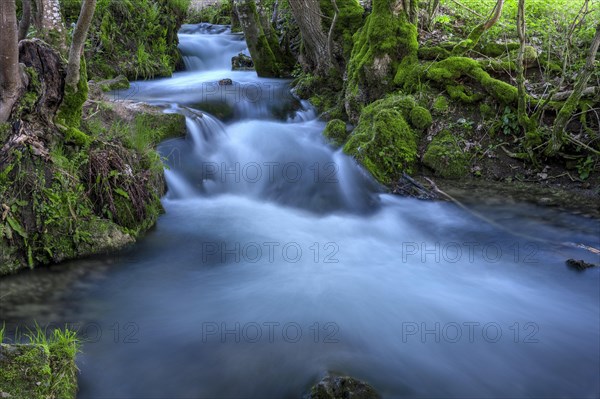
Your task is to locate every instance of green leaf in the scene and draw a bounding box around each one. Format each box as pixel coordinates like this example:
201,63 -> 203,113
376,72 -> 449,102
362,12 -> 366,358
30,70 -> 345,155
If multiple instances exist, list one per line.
114,188 -> 130,199
6,216 -> 28,239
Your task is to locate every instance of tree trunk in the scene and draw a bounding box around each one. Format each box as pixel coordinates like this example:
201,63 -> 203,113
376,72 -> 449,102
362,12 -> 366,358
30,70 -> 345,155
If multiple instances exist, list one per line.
65,0 -> 96,89
344,0 -> 418,121
34,0 -> 66,52
18,0 -> 32,41
234,0 -> 280,77
549,24 -> 600,154
288,0 -> 332,75
0,0 -> 22,122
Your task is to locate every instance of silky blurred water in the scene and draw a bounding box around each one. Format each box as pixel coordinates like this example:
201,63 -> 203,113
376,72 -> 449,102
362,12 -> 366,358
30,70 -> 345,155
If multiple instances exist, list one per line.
1,23 -> 598,399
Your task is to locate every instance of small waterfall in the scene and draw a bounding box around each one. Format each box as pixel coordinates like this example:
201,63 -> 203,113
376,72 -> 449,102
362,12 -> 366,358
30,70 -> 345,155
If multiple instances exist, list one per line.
178,24 -> 247,71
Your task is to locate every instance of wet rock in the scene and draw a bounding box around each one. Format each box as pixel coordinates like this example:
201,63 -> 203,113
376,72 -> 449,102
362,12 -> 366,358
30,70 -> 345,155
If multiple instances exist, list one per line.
231,52 -> 254,71
94,75 -> 130,92
566,259 -> 597,271
218,78 -> 233,86
307,375 -> 380,399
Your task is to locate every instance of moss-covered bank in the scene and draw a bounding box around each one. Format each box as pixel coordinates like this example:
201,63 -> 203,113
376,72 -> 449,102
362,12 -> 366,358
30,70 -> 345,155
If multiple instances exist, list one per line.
0,98 -> 186,276
0,329 -> 79,399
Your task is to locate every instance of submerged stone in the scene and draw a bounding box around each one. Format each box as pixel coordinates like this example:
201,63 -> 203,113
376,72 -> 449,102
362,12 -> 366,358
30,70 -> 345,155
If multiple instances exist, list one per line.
307,374 -> 380,399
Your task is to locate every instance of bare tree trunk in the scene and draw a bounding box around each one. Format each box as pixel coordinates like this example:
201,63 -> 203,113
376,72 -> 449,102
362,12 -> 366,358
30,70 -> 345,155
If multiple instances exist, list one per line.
18,0 -> 32,41
65,0 -> 96,89
549,24 -> 600,154
34,0 -> 66,51
288,0 -> 332,75
0,0 -> 22,122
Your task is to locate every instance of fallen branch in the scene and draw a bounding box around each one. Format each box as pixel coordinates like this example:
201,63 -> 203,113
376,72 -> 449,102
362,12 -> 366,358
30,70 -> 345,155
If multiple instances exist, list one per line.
423,177 -> 600,256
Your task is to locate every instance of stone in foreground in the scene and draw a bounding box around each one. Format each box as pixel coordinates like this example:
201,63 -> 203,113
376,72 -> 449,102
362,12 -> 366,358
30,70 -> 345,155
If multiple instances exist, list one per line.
307,374 -> 380,399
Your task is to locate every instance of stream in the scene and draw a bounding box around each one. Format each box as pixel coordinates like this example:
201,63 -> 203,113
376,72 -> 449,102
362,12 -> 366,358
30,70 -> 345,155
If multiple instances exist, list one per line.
1,24 -> 599,398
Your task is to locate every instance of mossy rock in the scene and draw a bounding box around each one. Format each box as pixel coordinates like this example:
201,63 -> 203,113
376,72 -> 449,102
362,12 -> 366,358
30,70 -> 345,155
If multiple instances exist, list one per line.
0,334 -> 79,399
0,344 -> 52,399
308,374 -> 380,399
423,131 -> 469,179
323,119 -> 349,146
96,75 -> 130,92
344,95 -> 418,185
409,106 -> 432,130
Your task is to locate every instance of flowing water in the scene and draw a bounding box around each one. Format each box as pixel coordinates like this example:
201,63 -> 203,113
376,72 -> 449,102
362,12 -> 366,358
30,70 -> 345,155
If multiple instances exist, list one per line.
1,24 -> 599,398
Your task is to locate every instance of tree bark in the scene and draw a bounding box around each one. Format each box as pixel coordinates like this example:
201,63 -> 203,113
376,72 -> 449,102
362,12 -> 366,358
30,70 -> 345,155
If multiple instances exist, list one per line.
65,0 -> 96,89
549,24 -> 600,154
34,0 -> 66,51
288,0 -> 332,75
234,0 -> 280,76
18,0 -> 32,41
0,0 -> 22,122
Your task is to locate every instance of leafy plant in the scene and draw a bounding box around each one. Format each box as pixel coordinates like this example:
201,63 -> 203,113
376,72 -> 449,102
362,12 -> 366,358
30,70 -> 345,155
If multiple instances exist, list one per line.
576,156 -> 595,180
501,106 -> 519,136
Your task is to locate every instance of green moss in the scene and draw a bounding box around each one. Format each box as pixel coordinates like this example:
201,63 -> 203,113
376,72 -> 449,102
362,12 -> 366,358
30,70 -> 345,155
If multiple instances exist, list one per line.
343,94 -> 419,184
323,119 -> 348,146
98,75 -> 130,92
62,0 -> 188,80
452,24 -> 485,55
479,103 -> 493,116
64,127 -> 92,147
319,0 -> 364,59
236,0 -> 282,77
427,57 -> 518,104
56,59 -> 92,147
0,344 -> 52,398
418,46 -> 451,60
0,328 -> 80,399
131,112 -> 187,145
0,122 -> 11,143
187,0 -> 231,24
433,96 -> 449,113
409,106 -> 432,130
345,0 -> 418,120
294,70 -> 345,118
522,45 -> 539,65
423,130 -> 469,179
13,67 -> 41,120
478,58 -> 516,73
446,84 -> 483,103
